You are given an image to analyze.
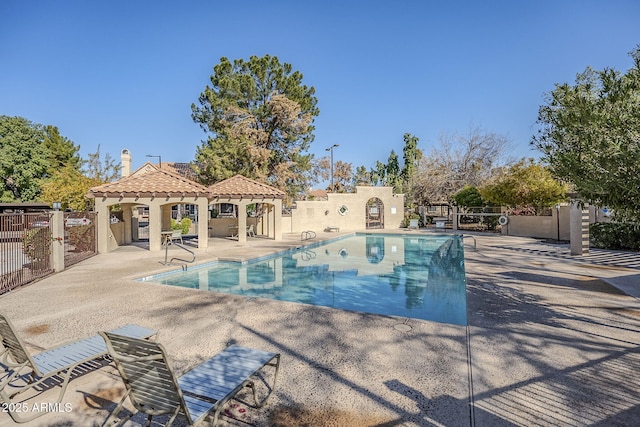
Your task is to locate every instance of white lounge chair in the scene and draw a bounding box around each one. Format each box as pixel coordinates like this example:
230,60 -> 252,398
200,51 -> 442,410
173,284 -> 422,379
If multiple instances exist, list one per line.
0,313 -> 156,423
100,332 -> 280,426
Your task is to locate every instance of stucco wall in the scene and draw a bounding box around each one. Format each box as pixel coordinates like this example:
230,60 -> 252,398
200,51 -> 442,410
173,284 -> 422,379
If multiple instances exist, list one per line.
291,186 -> 404,233
108,222 -> 125,251
208,217 -> 260,237
501,206 -> 606,241
281,216 -> 292,233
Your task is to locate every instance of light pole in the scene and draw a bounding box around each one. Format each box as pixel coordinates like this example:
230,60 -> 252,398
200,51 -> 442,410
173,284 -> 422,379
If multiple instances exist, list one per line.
146,154 -> 162,168
325,144 -> 339,192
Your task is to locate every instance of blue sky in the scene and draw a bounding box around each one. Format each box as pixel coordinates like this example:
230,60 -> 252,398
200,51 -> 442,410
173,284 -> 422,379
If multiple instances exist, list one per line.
1,1 -> 639,186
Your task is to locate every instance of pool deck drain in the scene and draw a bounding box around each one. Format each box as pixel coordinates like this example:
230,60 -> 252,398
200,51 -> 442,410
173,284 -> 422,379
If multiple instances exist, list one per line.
393,323 -> 412,332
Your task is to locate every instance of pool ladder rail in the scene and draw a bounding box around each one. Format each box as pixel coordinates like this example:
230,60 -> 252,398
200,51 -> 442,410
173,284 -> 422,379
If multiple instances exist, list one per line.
460,234 -> 477,249
162,241 -> 196,268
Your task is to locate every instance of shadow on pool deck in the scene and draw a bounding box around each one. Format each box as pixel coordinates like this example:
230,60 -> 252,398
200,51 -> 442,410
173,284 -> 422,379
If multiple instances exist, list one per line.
465,235 -> 640,426
1,231 -> 640,426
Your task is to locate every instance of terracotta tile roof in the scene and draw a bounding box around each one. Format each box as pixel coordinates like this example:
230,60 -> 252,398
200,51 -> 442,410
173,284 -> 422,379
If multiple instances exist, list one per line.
88,162 -> 209,198
208,175 -> 285,199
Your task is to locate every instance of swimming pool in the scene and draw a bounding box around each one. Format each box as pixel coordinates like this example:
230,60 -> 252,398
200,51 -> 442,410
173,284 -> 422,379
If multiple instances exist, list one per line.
139,233 -> 467,325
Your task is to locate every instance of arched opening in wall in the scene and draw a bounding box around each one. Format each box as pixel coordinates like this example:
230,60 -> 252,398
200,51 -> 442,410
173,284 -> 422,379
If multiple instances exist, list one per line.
208,201 -> 276,239
248,202 -> 274,238
366,198 -> 384,229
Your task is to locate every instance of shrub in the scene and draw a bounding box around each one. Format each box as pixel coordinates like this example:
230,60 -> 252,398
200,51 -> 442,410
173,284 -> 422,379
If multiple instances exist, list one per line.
402,212 -> 421,228
590,222 -> 640,251
171,218 -> 192,235
68,225 -> 94,252
23,227 -> 51,267
484,214 -> 499,231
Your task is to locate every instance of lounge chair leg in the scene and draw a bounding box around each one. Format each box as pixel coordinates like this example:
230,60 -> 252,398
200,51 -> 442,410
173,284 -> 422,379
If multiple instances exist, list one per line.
253,354 -> 281,408
102,389 -> 131,427
211,406 -> 224,427
165,406 -> 181,427
1,369 -> 23,398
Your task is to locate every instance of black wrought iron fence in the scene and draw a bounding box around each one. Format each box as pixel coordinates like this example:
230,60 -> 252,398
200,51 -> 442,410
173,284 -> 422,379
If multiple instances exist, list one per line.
0,213 -> 53,294
63,211 -> 97,266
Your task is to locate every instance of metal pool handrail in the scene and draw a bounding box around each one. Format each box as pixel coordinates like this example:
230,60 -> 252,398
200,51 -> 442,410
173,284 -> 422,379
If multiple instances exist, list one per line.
460,234 -> 477,249
163,241 -> 196,267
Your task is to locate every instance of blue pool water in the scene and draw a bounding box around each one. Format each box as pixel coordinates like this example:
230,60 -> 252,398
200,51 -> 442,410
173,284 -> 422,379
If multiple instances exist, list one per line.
139,233 -> 467,325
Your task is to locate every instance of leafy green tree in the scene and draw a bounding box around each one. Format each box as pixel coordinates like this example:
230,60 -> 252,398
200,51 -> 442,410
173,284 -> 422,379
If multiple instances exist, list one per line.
40,165 -> 100,211
370,160 -> 387,186
364,133 -> 422,203
400,133 -> 422,186
452,184 -> 498,229
371,150 -> 401,190
532,45 -> 640,221
400,133 -> 423,206
352,165 -> 372,186
479,159 -> 568,210
191,54 -> 319,202
0,116 -> 49,201
43,125 -> 81,174
83,145 -> 120,182
452,185 -> 485,208
42,145 -> 119,210
385,150 -> 401,192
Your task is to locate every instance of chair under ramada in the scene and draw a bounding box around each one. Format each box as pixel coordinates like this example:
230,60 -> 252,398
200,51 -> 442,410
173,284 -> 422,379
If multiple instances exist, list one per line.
0,312 -> 156,423
170,229 -> 184,245
99,331 -> 281,427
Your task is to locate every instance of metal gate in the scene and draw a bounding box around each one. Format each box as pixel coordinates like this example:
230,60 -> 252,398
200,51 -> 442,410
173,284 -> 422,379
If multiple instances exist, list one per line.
366,198 -> 384,229
454,206 -> 503,231
0,212 -> 53,294
63,212 -> 97,266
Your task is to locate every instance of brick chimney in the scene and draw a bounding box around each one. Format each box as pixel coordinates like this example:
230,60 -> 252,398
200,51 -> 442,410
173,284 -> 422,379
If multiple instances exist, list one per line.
121,149 -> 131,177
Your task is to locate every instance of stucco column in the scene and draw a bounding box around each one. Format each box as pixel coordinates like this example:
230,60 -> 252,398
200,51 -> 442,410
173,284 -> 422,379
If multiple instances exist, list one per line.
273,199 -> 282,240
50,211 -> 65,272
95,199 -> 110,254
197,199 -> 209,249
148,204 -> 163,252
570,200 -> 590,256
452,206 -> 458,232
161,204 -> 172,231
237,201 -> 247,243
123,204 -> 133,244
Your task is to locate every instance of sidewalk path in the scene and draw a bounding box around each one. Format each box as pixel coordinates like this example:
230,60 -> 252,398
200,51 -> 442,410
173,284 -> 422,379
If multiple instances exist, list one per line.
464,234 -> 640,426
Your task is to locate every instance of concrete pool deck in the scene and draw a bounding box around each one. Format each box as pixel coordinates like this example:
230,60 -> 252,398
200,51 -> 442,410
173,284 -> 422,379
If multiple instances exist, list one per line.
1,231 -> 639,426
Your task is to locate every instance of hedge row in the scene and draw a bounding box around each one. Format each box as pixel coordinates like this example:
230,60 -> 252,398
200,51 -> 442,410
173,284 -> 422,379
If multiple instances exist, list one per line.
590,222 -> 640,251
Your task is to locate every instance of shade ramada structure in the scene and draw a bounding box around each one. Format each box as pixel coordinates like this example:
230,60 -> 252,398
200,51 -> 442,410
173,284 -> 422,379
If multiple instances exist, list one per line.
87,164 -> 285,253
